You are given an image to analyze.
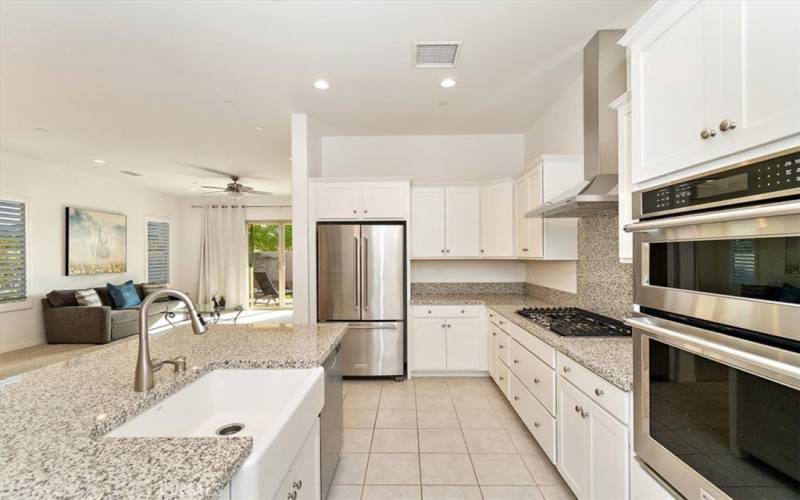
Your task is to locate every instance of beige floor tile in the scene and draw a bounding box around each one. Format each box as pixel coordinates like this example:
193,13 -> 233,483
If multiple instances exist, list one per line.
415,384 -> 450,397
416,395 -> 454,410
538,484 -> 577,500
417,410 -> 460,429
362,485 -> 422,500
456,409 -> 504,429
380,394 -> 417,410
382,381 -> 416,395
422,485 -> 482,500
333,453 -> 369,484
344,409 -> 377,429
451,393 -> 493,410
345,393 -> 381,410
419,453 -> 478,485
348,381 -> 384,395
462,429 -> 517,453
481,485 -> 545,500
327,485 -> 364,500
375,410 -> 418,429
521,453 -> 563,485
508,429 -> 544,454
498,412 -> 528,433
371,429 -> 419,453
418,429 -> 467,453
342,428 -> 374,452
365,453 -> 421,485
471,453 -> 534,485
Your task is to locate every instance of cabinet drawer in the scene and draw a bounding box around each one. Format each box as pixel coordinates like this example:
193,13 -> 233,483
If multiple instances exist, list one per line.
496,360 -> 510,399
509,372 -> 556,464
487,308 -> 503,327
504,320 -> 556,368
495,331 -> 510,367
509,340 -> 555,415
557,352 -> 629,424
413,305 -> 482,318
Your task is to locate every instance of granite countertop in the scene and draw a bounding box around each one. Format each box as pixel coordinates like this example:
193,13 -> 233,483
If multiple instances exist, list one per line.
411,292 -> 633,391
0,322 -> 348,500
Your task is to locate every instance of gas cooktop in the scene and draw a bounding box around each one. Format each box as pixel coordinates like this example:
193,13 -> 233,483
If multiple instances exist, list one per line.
516,307 -> 632,337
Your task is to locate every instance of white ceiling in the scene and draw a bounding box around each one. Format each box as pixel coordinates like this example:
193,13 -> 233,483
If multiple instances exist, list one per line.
0,1 -> 651,197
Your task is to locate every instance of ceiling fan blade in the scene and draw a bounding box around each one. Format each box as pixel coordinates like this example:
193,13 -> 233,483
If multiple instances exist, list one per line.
199,190 -> 228,195
246,190 -> 274,196
180,162 -> 274,182
199,186 -> 226,190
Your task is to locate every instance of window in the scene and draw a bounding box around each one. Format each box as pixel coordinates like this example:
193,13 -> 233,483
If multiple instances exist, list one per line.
0,198 -> 31,309
146,219 -> 170,284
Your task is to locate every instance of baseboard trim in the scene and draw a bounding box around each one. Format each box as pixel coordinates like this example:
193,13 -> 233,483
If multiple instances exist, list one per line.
409,370 -> 489,378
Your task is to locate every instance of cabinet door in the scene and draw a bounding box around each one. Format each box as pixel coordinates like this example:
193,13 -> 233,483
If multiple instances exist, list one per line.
488,325 -> 499,380
411,187 -> 446,258
528,167 -> 544,258
272,420 -> 320,500
480,182 -> 514,257
412,318 -> 447,370
445,317 -> 481,370
720,1 -> 800,155
588,399 -> 629,500
316,183 -> 361,219
632,0 -> 724,184
361,182 -> 408,219
514,176 -> 531,257
557,379 -> 590,499
444,186 -> 480,257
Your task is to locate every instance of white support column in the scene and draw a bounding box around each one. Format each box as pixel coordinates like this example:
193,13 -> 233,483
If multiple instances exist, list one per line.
291,113 -> 310,323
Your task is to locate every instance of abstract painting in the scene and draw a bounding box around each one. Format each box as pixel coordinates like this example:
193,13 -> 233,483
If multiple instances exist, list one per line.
66,207 -> 127,275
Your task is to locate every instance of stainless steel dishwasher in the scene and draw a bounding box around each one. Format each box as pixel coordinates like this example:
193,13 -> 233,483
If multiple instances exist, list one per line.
320,342 -> 342,500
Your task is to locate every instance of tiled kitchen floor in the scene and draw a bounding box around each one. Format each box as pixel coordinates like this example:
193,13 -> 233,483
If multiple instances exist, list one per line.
330,377 -> 576,500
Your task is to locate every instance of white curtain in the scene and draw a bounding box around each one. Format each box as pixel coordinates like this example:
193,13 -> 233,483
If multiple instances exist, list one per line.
197,204 -> 248,308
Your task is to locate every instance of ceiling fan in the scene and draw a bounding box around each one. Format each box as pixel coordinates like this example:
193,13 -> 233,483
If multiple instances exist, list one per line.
200,174 -> 272,198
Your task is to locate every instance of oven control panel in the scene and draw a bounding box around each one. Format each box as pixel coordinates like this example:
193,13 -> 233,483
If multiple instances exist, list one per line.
641,149 -> 800,215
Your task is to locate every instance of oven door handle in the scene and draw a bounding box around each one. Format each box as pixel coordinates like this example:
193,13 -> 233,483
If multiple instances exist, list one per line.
624,199 -> 800,232
626,316 -> 800,389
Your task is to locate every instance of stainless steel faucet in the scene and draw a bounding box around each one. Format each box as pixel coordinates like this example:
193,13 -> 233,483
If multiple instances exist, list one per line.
135,289 -> 208,392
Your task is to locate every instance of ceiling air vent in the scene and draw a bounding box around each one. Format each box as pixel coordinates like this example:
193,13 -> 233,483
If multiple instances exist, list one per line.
414,41 -> 461,68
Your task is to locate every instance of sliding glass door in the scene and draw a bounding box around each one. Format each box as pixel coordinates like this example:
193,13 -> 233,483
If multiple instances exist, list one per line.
248,221 -> 292,309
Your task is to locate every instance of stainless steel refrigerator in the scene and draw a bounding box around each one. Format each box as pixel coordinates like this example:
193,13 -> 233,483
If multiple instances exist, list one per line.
317,222 -> 405,377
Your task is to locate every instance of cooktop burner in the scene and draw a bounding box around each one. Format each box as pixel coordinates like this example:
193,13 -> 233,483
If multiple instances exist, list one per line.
516,307 -> 631,337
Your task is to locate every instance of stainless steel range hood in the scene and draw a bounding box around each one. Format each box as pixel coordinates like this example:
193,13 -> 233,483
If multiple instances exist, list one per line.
527,30 -> 626,219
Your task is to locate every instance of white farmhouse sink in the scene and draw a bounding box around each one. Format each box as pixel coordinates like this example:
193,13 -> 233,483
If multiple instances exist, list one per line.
107,368 -> 325,499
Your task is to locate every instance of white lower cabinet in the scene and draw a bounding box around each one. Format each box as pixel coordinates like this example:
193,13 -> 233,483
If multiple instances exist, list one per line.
496,360 -> 510,399
412,317 -> 448,370
558,379 -> 591,498
509,372 -> 556,463
271,419 -> 321,500
412,306 -> 484,372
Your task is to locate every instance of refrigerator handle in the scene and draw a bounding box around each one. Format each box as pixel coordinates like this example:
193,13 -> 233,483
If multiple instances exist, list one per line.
363,236 -> 369,311
353,236 -> 359,310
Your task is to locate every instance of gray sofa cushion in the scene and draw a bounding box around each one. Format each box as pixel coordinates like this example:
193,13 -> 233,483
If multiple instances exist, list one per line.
47,289 -> 80,308
110,308 -> 139,325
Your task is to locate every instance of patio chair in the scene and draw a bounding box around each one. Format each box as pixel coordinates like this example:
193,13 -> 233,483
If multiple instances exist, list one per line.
253,272 -> 279,305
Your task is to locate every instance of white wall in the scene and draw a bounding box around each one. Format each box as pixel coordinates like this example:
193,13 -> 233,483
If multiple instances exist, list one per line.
523,75 -> 583,293
412,261 -> 525,283
0,151 -> 183,352
322,134 -> 524,181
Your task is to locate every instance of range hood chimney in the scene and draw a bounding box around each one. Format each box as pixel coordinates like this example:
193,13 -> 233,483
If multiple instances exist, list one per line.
527,30 -> 626,218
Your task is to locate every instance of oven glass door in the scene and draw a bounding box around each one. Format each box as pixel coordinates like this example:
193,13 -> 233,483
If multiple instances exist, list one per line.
648,236 -> 800,304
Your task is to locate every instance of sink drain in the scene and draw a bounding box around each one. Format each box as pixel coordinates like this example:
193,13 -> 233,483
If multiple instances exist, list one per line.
215,423 -> 245,436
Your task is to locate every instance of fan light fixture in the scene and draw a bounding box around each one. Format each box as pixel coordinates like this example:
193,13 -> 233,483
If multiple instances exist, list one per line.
440,78 -> 456,88
313,79 -> 330,90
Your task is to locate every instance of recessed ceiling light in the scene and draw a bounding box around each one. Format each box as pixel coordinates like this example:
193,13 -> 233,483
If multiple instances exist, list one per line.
93,159 -> 106,164
440,78 -> 456,88
255,125 -> 264,131
438,101 -> 449,107
313,79 -> 330,90
35,127 -> 48,132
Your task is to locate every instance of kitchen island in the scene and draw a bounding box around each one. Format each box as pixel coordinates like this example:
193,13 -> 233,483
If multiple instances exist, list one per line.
0,322 -> 347,500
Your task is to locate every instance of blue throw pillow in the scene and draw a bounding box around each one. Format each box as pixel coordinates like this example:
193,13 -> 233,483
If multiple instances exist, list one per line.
107,280 -> 142,309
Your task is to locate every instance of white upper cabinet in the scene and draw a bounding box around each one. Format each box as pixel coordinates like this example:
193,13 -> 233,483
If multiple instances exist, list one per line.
444,186 -> 480,258
515,173 -> 533,258
611,92 -> 633,263
315,182 -> 361,219
411,186 -> 446,258
314,181 -> 409,220
623,0 -> 800,186
361,182 -> 409,219
480,181 -> 514,257
720,1 -> 800,155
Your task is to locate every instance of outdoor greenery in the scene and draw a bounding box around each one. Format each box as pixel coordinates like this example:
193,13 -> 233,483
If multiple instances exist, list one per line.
249,223 -> 292,253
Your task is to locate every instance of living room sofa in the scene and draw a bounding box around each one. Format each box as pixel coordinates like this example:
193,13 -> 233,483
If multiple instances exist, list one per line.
42,284 -> 187,344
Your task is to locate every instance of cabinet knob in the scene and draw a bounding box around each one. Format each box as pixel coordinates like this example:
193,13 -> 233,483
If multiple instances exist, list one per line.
353,209 -> 357,214
481,249 -> 485,253
428,310 -> 432,314
499,344 -> 504,349
460,309 -> 465,314
446,249 -> 450,253
563,366 -> 571,373
700,127 -> 717,139
513,359 -> 519,364
719,119 -> 737,132
492,332 -> 497,336
446,324 -> 451,328
442,324 -> 446,328
595,388 -> 604,397
287,491 -> 297,500
574,405 -> 582,414
441,249 -> 446,253
499,320 -> 504,325
363,209 -> 368,214
534,421 -> 541,428
533,378 -> 540,384
513,395 -> 520,401
581,409 -> 590,419
522,247 -> 529,252
499,376 -> 504,381
293,480 -> 303,490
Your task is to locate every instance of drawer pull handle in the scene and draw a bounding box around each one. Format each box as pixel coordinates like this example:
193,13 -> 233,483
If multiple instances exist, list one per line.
514,395 -> 520,401
513,359 -> 519,364
489,313 -> 494,318
533,378 -> 540,384
594,388 -> 604,397
499,376 -> 504,381
574,405 -> 583,414
563,366 -> 571,373
581,409 -> 590,419
442,324 -> 446,328
428,310 -> 432,314
446,324 -> 451,328
534,421 -> 541,428
288,491 -> 297,500
492,332 -> 497,336
499,345 -> 504,349
461,309 -> 465,313
293,480 -> 303,490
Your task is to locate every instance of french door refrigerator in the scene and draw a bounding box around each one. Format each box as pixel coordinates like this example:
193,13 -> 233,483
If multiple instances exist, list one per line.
317,222 -> 405,377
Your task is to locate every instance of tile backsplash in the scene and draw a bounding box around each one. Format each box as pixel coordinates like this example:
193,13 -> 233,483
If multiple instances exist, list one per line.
411,282 -> 525,295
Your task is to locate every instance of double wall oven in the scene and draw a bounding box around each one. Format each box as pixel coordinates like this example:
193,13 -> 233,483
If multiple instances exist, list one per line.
626,148 -> 800,500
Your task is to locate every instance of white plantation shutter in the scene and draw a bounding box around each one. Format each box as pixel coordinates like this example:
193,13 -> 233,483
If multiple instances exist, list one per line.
0,200 -> 27,303
147,221 -> 170,284
731,239 -> 756,288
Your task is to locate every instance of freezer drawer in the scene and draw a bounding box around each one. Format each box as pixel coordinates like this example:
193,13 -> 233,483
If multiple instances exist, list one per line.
340,322 -> 404,376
